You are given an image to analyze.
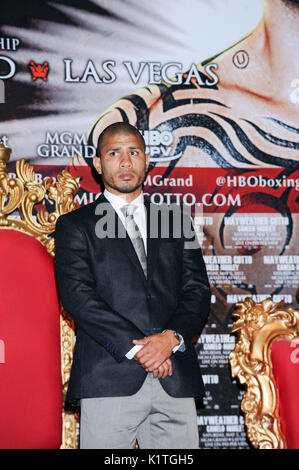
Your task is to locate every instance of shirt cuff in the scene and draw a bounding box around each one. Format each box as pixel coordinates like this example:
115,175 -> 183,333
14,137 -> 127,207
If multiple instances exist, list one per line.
126,332 -> 185,360
125,344 -> 143,360
172,334 -> 185,353
162,330 -> 185,354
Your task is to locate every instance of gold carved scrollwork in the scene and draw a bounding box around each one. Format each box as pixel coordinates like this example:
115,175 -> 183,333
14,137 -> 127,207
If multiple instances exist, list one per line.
0,144 -> 80,448
0,145 -> 80,256
60,305 -> 79,449
0,146 -> 24,222
229,297 -> 299,449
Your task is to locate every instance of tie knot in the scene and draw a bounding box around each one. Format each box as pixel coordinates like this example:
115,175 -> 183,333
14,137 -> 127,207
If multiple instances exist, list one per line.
121,204 -> 138,218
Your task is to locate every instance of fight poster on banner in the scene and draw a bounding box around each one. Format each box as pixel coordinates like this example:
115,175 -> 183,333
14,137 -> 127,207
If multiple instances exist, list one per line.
1,0 -> 299,449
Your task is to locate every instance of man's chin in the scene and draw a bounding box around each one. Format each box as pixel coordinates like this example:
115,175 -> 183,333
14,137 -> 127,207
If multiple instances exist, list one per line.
107,182 -> 141,194
117,187 -> 138,194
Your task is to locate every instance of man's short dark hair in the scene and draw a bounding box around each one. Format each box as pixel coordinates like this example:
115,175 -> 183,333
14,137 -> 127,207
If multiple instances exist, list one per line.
282,0 -> 299,6
97,122 -> 146,157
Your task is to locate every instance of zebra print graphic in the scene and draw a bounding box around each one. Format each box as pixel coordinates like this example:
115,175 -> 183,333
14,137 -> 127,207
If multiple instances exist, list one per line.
87,75 -> 299,176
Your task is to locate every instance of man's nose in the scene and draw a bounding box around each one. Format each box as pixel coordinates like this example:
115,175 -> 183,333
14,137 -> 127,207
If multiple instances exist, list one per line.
120,152 -> 132,167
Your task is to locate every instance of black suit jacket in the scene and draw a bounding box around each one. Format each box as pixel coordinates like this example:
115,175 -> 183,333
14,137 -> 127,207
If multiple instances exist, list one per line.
55,194 -> 211,403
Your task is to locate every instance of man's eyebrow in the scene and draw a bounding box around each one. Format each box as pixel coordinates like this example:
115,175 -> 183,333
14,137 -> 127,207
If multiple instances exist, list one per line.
106,145 -> 142,151
106,146 -> 121,151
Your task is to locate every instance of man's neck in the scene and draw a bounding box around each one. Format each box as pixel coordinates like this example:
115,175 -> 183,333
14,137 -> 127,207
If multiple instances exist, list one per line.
256,0 -> 299,98
104,188 -> 143,205
104,187 -> 143,204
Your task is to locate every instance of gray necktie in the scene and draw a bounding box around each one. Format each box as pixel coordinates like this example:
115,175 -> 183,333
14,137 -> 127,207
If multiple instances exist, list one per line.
121,204 -> 147,277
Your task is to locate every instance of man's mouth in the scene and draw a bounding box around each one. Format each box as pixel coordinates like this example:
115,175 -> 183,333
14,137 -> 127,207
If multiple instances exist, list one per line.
119,172 -> 135,180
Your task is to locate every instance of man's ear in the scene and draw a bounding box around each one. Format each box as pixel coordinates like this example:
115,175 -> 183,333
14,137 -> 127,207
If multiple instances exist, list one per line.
93,156 -> 102,174
145,153 -> 150,170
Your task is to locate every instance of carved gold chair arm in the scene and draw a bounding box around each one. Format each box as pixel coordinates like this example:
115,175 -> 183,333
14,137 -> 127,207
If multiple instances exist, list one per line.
229,297 -> 299,449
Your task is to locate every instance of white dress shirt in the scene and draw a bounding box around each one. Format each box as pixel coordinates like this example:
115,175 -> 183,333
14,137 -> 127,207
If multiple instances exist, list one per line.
103,189 -> 184,359
103,189 -> 147,252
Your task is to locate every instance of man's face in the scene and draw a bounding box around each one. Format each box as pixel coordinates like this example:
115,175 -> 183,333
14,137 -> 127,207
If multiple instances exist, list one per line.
93,131 -> 149,197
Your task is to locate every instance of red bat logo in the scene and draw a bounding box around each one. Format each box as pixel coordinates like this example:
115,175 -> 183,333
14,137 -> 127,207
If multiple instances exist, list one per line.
29,60 -> 49,81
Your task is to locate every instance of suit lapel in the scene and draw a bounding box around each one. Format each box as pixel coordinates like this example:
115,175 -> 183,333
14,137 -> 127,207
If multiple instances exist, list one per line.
145,198 -> 161,283
94,193 -> 151,285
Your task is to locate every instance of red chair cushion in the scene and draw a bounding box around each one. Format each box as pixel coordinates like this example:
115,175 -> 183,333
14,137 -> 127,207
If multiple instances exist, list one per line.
271,339 -> 299,449
0,230 -> 62,448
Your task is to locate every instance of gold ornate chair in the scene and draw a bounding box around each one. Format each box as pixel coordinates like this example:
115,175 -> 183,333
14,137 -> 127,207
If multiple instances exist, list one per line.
0,144 -> 80,448
229,297 -> 299,449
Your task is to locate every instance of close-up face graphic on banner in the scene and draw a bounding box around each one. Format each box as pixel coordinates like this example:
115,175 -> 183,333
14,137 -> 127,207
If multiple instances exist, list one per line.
1,0 -> 298,449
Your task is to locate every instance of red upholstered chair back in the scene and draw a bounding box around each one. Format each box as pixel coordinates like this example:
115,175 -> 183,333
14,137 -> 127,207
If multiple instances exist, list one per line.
0,148 -> 80,448
229,297 -> 299,449
271,339 -> 299,449
0,230 -> 62,449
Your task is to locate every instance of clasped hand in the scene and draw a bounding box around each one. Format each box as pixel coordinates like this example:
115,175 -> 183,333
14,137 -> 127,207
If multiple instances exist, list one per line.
132,331 -> 178,379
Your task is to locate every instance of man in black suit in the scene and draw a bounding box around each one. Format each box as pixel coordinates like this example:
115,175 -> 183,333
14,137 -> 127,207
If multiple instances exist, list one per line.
55,122 -> 211,449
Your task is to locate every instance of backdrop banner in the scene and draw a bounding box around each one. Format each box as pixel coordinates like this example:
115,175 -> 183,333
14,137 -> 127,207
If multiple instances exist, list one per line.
1,0 -> 298,449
